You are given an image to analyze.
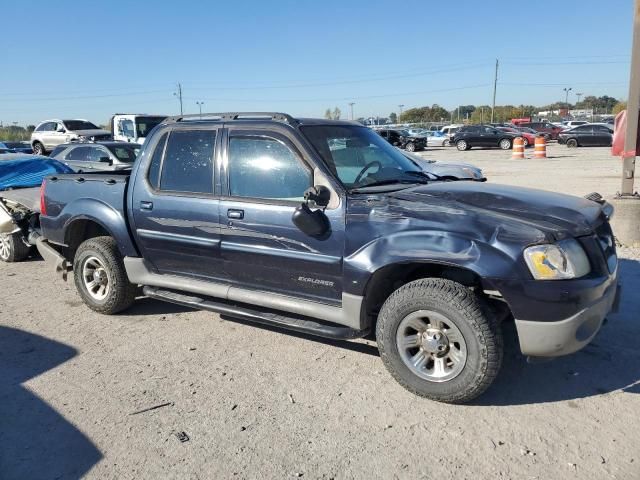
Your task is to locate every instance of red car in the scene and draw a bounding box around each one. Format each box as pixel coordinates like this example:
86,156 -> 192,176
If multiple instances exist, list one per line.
496,127 -> 536,147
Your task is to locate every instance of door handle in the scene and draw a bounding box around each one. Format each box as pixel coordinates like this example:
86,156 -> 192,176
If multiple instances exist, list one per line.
140,201 -> 153,211
227,209 -> 244,219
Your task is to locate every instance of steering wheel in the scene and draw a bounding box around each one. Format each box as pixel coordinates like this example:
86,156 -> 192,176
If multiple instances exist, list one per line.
353,161 -> 382,185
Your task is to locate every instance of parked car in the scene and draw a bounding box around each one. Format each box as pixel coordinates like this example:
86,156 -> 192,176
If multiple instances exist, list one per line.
514,126 -> 551,141
495,127 -> 536,147
451,125 -> 516,151
0,141 -> 33,154
403,151 -> 485,181
36,112 -> 619,404
377,128 -> 426,151
440,124 -> 463,139
31,119 -> 111,155
557,124 -> 613,147
1,155 -> 73,262
424,131 -> 450,147
519,122 -> 564,140
50,141 -> 140,172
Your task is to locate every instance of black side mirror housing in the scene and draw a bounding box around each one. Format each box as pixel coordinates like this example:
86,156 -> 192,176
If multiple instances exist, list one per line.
99,156 -> 113,165
292,203 -> 330,237
303,185 -> 331,208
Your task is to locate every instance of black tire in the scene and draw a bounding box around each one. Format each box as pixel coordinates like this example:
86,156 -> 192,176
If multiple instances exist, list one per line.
456,140 -> 469,151
405,142 -> 416,152
521,137 -> 529,147
566,138 -> 578,148
443,139 -> 450,147
32,141 -> 45,155
376,278 -> 503,404
73,236 -> 137,314
0,232 -> 31,262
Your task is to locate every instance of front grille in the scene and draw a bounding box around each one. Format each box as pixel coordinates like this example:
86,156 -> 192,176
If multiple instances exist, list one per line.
595,221 -> 617,273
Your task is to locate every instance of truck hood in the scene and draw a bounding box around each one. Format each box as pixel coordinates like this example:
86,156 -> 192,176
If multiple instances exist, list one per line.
385,181 -> 604,240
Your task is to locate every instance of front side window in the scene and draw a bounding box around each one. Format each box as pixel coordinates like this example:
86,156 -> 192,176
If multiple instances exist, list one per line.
118,119 -> 135,138
228,136 -> 311,201
136,116 -> 165,138
87,147 -> 109,162
159,129 -> 215,194
108,145 -> 139,162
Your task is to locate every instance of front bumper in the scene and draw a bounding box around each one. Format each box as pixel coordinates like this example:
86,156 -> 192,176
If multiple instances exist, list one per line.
514,278 -> 619,357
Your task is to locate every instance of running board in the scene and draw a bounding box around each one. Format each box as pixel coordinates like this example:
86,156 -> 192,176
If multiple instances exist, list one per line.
142,286 -> 368,340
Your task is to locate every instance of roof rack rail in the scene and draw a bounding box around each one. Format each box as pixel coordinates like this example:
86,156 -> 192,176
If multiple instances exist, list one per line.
165,112 -> 297,124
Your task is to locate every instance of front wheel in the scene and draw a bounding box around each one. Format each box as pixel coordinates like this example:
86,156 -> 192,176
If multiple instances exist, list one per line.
405,142 -> 416,152
499,138 -> 512,150
32,141 -> 45,155
376,278 -> 503,403
73,236 -> 137,314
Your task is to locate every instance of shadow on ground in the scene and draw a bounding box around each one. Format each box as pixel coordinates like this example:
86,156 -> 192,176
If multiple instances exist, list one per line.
476,257 -> 640,406
0,326 -> 101,479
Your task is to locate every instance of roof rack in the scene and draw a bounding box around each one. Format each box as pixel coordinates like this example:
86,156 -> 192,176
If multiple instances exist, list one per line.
165,112 -> 297,125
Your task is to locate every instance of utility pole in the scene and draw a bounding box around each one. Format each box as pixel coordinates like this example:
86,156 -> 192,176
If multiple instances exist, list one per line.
196,101 -> 204,119
174,83 -> 183,115
398,104 -> 404,123
348,102 -> 355,120
563,87 -> 572,117
621,0 -> 640,196
491,58 -> 498,123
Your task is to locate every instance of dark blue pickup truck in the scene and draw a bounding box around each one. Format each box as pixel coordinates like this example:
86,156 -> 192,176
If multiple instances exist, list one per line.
36,112 -> 620,403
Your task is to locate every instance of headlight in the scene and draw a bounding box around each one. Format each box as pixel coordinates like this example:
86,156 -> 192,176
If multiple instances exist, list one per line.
523,239 -> 590,280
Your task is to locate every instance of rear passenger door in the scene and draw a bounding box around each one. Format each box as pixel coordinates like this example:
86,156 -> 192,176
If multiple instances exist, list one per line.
64,146 -> 93,172
593,125 -> 613,146
218,127 -> 344,305
574,125 -> 594,145
130,126 -> 223,281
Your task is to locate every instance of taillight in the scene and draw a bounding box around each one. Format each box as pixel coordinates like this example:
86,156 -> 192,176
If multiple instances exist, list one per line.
40,180 -> 47,216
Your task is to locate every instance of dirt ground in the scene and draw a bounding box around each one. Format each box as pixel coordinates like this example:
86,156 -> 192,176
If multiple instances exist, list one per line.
1,143 -> 639,480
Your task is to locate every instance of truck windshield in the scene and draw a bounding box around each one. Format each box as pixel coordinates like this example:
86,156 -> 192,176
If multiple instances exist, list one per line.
301,125 -> 424,190
136,116 -> 166,138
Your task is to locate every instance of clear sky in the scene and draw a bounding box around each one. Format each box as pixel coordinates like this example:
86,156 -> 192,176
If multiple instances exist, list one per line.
0,0 -> 633,126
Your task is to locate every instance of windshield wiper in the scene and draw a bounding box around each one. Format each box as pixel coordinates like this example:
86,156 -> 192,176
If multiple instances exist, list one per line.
348,179 -> 422,193
403,170 -> 436,181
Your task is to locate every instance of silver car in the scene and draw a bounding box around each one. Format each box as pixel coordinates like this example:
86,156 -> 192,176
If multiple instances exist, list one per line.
49,141 -> 139,173
31,119 -> 111,155
403,151 -> 485,181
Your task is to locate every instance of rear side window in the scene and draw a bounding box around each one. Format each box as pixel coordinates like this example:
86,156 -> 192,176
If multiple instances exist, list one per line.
159,129 -> 215,194
147,133 -> 168,189
228,136 -> 311,201
65,146 -> 92,161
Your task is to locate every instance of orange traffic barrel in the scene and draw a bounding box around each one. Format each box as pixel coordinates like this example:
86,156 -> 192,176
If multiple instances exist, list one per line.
534,136 -> 547,158
512,136 -> 525,159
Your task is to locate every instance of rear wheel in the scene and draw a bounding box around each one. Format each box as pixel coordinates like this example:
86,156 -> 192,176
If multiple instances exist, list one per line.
456,140 -> 469,151
567,138 -> 578,148
73,236 -> 137,314
32,141 -> 45,155
405,142 -> 416,152
0,232 -> 31,262
376,278 -> 503,403
499,138 -> 512,150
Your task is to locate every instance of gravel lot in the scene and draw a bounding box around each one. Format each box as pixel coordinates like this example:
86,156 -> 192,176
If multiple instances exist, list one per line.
1,143 -> 639,479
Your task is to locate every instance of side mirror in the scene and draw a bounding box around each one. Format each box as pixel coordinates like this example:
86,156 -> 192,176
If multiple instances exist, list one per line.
292,203 -> 330,237
99,156 -> 113,165
56,126 -> 65,133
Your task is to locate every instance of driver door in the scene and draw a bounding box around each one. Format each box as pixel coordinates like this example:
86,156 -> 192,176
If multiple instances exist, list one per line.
219,128 -> 345,305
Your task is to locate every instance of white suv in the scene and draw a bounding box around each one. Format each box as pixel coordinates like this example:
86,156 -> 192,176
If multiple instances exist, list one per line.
31,119 -> 111,155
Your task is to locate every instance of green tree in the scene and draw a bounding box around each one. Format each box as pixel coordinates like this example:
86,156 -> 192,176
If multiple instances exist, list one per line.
612,101 -> 627,115
324,108 -> 333,120
332,107 -> 341,120
388,112 -> 397,123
